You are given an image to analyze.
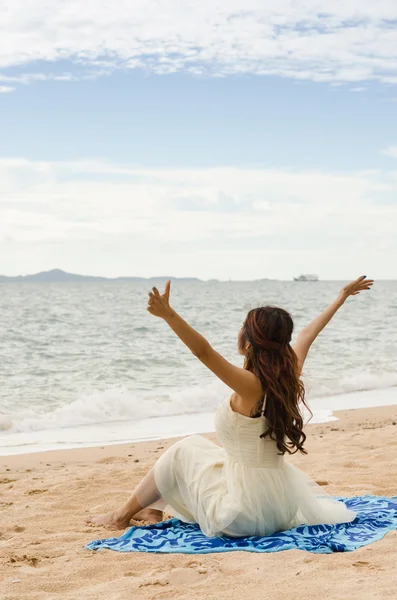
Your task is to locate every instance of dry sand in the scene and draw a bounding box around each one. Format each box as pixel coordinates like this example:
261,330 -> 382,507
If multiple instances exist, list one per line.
1,405 -> 397,600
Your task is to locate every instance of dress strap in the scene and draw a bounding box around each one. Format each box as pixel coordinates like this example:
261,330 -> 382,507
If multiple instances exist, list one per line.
260,393 -> 267,417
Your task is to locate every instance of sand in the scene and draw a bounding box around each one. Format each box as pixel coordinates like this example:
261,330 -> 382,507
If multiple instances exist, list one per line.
1,404 -> 397,600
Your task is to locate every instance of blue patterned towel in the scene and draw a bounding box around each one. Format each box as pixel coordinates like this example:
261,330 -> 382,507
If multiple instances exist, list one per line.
86,495 -> 397,555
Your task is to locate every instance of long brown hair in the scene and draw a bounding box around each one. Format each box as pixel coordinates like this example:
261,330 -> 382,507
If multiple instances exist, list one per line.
240,306 -> 312,455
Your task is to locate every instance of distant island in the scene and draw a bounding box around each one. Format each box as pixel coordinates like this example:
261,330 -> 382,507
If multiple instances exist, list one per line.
0,269 -> 202,283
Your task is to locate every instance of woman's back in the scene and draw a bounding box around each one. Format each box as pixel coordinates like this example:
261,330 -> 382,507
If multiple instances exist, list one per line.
215,397 -> 284,469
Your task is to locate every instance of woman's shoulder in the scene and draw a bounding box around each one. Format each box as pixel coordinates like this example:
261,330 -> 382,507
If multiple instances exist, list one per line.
229,392 -> 264,419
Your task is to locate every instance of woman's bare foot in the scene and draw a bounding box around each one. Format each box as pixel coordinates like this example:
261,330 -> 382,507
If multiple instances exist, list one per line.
133,508 -> 163,523
86,510 -> 131,530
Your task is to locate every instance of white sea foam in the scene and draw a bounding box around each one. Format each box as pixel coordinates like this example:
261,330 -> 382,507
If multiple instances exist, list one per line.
4,380 -> 229,433
3,373 -> 397,435
1,387 -> 396,456
305,371 -> 397,398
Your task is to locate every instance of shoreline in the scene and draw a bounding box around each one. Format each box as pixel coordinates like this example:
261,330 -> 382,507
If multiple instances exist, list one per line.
1,403 -> 397,599
2,403 -> 396,469
2,386 -> 397,458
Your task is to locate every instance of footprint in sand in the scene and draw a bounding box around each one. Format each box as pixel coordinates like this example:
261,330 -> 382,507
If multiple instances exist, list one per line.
351,560 -> 381,572
352,561 -> 370,567
315,480 -> 329,486
137,564 -> 210,590
13,526 -> 25,533
168,566 -> 209,587
139,576 -> 169,588
9,554 -> 41,567
25,489 -> 48,495
96,456 -> 125,464
0,477 -> 16,484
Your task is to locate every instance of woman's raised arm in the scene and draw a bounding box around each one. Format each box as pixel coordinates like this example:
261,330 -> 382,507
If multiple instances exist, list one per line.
293,275 -> 374,374
147,281 -> 262,402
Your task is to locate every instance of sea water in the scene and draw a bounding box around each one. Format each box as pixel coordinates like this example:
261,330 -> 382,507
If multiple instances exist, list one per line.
1,280 -> 396,455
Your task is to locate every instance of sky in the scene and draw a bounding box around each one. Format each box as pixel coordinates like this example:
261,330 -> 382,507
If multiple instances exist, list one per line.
1,1 -> 397,281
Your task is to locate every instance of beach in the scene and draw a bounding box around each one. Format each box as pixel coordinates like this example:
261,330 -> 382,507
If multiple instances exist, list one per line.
1,404 -> 397,600
3,0 -> 397,596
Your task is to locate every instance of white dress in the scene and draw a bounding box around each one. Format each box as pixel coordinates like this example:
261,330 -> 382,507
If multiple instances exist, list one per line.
153,396 -> 356,538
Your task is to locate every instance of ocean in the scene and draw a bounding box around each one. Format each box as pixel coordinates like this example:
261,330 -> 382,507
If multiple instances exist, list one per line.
1,280 -> 396,456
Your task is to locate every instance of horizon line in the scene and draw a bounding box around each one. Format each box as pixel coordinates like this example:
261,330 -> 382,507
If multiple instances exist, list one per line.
0,268 -> 394,282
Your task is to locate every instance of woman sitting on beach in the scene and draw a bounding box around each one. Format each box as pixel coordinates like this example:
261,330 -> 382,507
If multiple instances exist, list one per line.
88,275 -> 373,538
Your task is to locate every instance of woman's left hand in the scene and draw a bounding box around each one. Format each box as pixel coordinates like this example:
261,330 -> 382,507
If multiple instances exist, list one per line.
147,280 -> 173,319
337,275 -> 374,304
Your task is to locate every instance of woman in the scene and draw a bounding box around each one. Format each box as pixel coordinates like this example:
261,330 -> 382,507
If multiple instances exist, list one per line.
88,275 -> 373,538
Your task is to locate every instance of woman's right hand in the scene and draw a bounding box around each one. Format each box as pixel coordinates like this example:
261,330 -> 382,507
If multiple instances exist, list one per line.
147,280 -> 174,319
337,275 -> 374,304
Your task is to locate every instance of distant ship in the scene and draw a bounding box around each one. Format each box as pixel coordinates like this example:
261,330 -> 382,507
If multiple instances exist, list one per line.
293,274 -> 319,282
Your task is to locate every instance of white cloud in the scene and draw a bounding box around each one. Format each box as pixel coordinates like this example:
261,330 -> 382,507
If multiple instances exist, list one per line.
0,72 -> 90,86
0,157 -> 396,279
1,1 -> 397,86
382,146 -> 397,158
0,85 -> 15,93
